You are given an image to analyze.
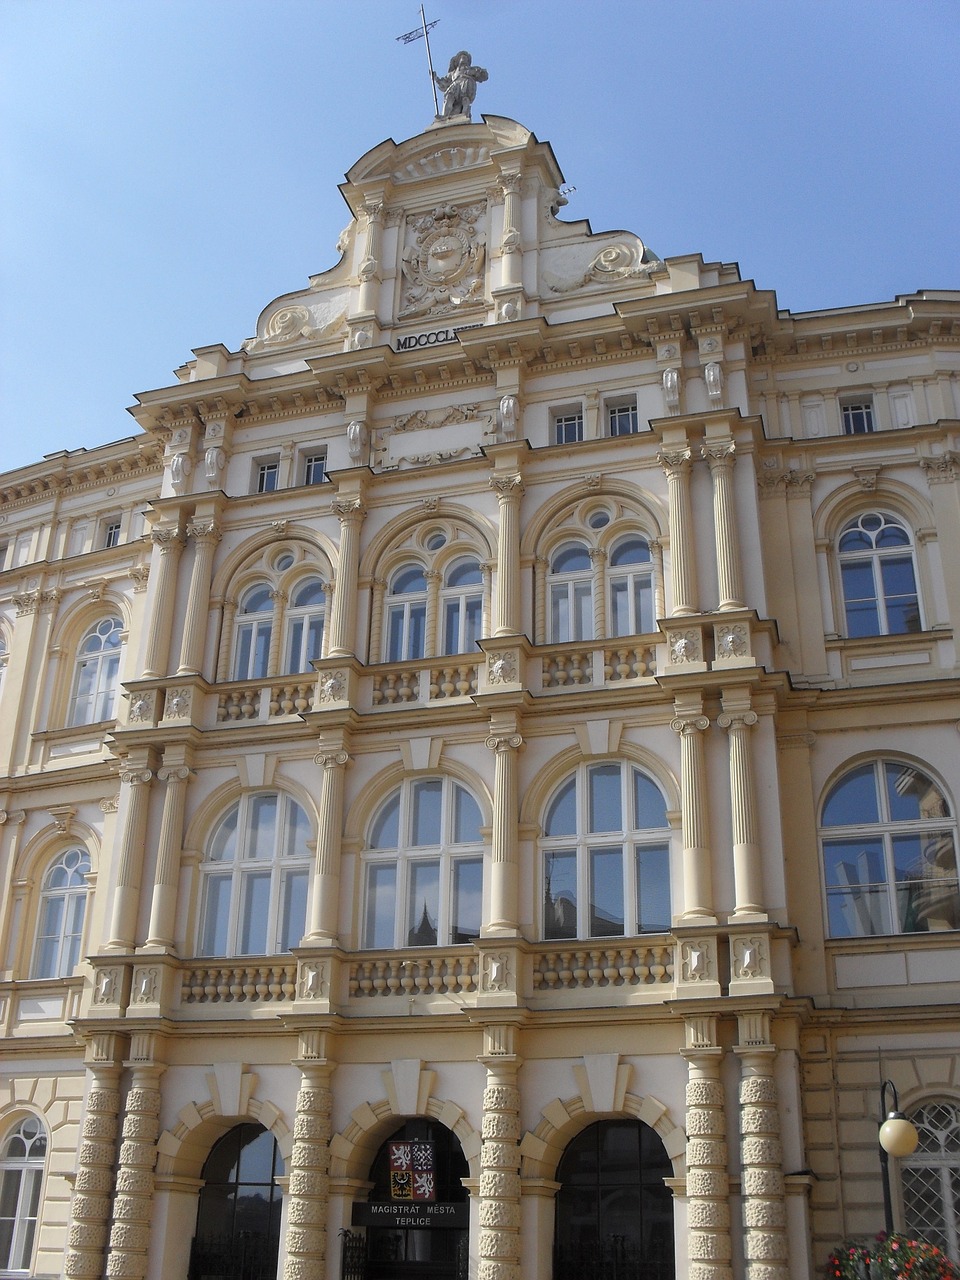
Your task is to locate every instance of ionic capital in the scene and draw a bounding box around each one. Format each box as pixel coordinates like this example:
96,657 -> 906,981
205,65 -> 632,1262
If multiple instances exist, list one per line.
485,733 -> 523,754
671,715 -> 709,736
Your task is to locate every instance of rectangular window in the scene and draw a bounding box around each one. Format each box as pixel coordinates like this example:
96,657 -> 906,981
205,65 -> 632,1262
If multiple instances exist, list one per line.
102,519 -> 121,549
451,858 -> 483,943
553,411 -> 583,446
365,863 -> 398,949
589,846 -> 624,936
407,860 -> 440,945
543,849 -> 578,940
841,398 -> 875,435
608,400 -> 639,437
303,452 -> 327,486
255,459 -> 280,493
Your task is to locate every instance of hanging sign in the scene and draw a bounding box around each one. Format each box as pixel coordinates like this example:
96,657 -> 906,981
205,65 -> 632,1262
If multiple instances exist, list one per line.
351,1139 -> 468,1228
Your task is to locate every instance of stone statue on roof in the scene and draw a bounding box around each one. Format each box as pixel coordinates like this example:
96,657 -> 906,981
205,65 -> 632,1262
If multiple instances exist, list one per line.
433,50 -> 488,121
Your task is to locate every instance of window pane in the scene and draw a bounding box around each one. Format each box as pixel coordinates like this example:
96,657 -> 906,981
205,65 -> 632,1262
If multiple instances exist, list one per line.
841,562 -> 880,636
453,786 -> 482,843
411,780 -> 442,846
279,870 -> 308,950
610,580 -> 629,636
551,584 -> 570,643
826,887 -> 891,937
249,795 -> 278,860
589,765 -> 622,833
306,616 -> 325,662
365,864 -> 397,947
387,607 -> 405,662
393,566 -> 427,594
574,581 -> 594,641
210,807 -> 239,862
234,625 -> 253,679
452,859 -> 483,943
293,579 -> 325,607
407,861 -> 439,946
634,772 -> 668,830
200,875 -> 232,955
544,850 -> 577,940
285,618 -> 304,672
545,779 -> 576,837
552,545 -> 591,573
371,793 -> 400,849
822,765 -> 880,826
443,599 -> 460,655
637,845 -> 671,932
634,576 -> 654,634
822,838 -> 886,887
589,847 -> 624,936
408,604 -> 426,660
252,623 -> 272,679
446,560 -> 482,587
283,801 -> 311,858
610,539 -> 649,567
239,872 -> 271,953
463,596 -> 482,650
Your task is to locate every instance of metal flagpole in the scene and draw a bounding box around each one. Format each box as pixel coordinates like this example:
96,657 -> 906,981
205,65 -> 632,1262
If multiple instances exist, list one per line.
395,7 -> 440,116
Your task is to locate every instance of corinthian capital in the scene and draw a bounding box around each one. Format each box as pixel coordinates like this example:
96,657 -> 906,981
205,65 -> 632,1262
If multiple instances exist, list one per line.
490,474 -> 524,499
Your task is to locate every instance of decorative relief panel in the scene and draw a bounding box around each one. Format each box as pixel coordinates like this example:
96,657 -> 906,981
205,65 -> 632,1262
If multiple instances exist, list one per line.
398,201 -> 487,321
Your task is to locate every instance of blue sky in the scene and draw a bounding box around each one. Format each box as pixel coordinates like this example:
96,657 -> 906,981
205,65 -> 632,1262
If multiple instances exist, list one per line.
1,0 -> 957,474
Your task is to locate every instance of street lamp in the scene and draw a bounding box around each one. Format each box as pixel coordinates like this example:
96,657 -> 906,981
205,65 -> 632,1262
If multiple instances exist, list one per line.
878,1080 -> 919,1235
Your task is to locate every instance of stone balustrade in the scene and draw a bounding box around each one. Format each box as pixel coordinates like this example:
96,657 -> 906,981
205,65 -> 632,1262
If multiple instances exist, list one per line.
530,941 -> 675,992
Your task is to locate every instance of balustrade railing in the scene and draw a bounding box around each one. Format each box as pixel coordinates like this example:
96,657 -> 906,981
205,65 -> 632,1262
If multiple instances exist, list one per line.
531,941 -> 674,992
180,961 -> 297,1004
349,950 -> 479,997
541,637 -> 659,690
370,659 -> 479,706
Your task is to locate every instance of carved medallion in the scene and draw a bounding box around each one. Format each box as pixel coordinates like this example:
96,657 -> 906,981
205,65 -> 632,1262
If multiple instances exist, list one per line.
399,201 -> 486,321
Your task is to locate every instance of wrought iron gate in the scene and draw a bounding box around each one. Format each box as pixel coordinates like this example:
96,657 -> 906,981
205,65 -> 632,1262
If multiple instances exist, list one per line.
188,1230 -> 280,1280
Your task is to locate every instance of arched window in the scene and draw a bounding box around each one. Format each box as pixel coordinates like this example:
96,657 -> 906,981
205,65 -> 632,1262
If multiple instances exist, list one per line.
0,1115 -> 47,1275
69,616 -> 122,725
197,793 -> 311,956
32,848 -> 91,978
233,585 -> 273,680
838,512 -> 922,636
549,543 -> 594,643
902,1101 -> 960,1262
820,760 -> 960,937
608,537 -> 654,637
554,1119 -> 674,1280
363,777 -> 483,948
283,577 -> 326,674
386,565 -> 428,662
189,1124 -> 282,1280
541,762 -> 671,940
441,558 -> 483,656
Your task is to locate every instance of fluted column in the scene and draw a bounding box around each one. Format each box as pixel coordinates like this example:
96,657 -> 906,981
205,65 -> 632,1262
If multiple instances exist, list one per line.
478,1027 -> 522,1280
141,527 -> 184,678
105,1056 -> 164,1280
176,520 -> 222,675
671,709 -> 715,921
703,441 -> 745,611
484,723 -> 522,935
491,475 -> 524,636
283,1053 -> 334,1280
658,447 -> 697,615
682,1025 -> 733,1280
718,700 -> 765,918
499,172 -> 522,290
106,763 -> 155,949
358,200 -> 384,314
306,741 -> 350,942
64,1035 -> 124,1279
328,497 -> 365,657
736,1017 -> 788,1280
144,758 -> 192,950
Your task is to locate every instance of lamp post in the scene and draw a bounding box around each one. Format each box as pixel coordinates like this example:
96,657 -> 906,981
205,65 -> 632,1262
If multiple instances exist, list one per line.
878,1080 -> 919,1235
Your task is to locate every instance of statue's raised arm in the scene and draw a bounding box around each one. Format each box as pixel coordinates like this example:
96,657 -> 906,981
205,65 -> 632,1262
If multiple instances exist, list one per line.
433,50 -> 488,121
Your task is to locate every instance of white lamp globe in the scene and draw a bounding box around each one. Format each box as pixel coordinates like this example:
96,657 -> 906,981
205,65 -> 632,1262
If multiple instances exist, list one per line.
879,1114 -> 919,1158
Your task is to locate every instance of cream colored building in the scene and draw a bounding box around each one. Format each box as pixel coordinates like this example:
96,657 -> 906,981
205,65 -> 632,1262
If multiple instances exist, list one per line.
1,102 -> 960,1280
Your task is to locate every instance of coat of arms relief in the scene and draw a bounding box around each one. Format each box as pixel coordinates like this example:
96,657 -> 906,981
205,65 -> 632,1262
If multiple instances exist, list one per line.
398,200 -> 487,321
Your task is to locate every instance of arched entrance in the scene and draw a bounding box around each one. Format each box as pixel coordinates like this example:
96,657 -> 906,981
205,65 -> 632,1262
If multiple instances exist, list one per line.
188,1123 -> 283,1280
345,1118 -> 469,1280
554,1118 -> 675,1280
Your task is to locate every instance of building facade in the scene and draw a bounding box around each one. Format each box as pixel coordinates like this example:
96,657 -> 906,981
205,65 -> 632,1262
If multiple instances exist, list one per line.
2,104 -> 960,1280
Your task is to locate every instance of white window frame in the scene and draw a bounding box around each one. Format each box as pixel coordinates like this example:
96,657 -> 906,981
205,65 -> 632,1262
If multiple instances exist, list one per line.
820,759 -> 960,938
540,761 -> 672,941
283,578 -> 326,674
607,397 -> 639,437
607,537 -> 654,637
101,518 -> 122,549
233,584 -> 274,680
69,616 -> 123,726
385,565 -> 428,662
197,792 -> 312,957
31,848 -> 91,979
0,1114 -> 46,1275
253,456 -> 280,494
440,558 -> 483,656
302,451 -> 327,486
362,777 -> 484,948
840,395 -> 876,435
548,543 -> 595,643
837,511 -> 922,637
552,408 -> 584,446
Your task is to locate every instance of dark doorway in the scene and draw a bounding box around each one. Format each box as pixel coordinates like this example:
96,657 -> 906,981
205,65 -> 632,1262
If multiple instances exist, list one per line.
189,1122 -> 283,1280
554,1118 -> 675,1280
346,1118 -> 468,1280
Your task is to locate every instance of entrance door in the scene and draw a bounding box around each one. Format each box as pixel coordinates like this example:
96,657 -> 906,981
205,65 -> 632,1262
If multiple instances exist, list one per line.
189,1123 -> 283,1280
554,1119 -> 675,1280
352,1119 -> 468,1280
